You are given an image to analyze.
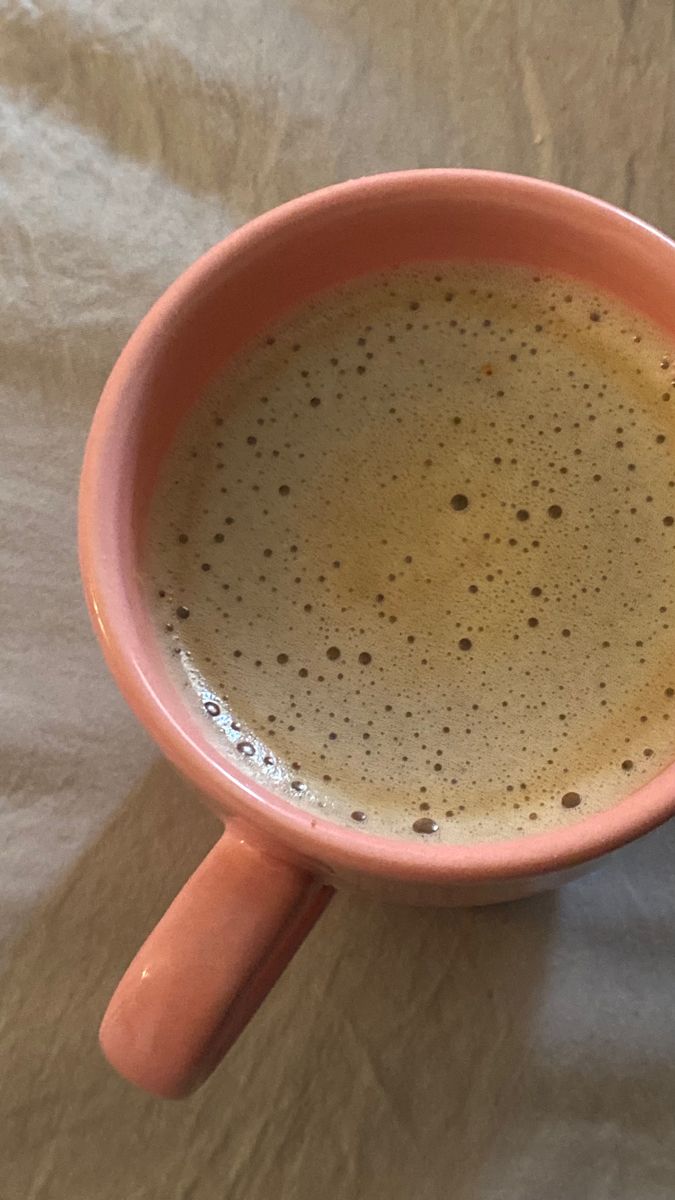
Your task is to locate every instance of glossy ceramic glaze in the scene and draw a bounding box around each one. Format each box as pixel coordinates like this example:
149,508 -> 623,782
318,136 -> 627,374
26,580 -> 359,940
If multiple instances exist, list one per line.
80,170 -> 675,1096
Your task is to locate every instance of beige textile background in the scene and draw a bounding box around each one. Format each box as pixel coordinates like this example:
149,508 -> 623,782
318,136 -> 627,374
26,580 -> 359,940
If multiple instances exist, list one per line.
1,1 -> 674,1196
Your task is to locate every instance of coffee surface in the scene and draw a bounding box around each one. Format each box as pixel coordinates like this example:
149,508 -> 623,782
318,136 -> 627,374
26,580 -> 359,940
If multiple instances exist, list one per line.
147,264 -> 675,842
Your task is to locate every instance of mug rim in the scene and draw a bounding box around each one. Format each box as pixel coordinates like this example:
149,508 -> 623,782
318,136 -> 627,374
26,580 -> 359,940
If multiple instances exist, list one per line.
79,168 -> 675,885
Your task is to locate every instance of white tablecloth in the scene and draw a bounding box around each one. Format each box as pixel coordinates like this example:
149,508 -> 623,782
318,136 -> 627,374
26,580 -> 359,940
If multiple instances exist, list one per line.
2,1 -> 674,1195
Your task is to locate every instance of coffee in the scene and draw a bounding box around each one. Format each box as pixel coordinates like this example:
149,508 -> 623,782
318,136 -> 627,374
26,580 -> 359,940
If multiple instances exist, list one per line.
147,263 -> 675,842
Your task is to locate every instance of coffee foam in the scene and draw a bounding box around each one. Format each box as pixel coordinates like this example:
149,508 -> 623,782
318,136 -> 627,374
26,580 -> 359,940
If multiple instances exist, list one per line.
147,264 -> 675,843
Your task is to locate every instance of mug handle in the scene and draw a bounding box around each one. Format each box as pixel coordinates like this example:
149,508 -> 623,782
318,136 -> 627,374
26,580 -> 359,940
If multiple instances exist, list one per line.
99,825 -> 333,1097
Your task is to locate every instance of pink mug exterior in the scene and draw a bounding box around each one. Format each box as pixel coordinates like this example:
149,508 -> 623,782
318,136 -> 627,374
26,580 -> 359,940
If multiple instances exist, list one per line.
79,170 -> 675,1097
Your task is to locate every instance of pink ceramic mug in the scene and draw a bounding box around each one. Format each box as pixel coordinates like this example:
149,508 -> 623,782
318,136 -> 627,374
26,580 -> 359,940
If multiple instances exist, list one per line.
79,170 -> 675,1098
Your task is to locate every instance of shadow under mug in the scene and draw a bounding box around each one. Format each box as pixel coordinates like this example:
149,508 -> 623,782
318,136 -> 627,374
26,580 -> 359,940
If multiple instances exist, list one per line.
79,170 -> 675,1098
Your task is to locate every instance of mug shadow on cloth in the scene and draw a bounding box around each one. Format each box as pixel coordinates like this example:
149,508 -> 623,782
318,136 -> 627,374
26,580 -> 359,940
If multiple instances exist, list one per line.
1,756 -> 564,1199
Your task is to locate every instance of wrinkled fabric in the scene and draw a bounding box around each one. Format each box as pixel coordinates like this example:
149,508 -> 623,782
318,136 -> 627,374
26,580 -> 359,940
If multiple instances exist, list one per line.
1,1 -> 674,1196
